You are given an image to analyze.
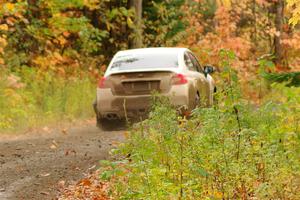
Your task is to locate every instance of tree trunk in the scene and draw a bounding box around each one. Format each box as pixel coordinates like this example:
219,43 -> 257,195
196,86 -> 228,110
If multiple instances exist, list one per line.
274,0 -> 284,66
252,0 -> 257,45
129,0 -> 143,49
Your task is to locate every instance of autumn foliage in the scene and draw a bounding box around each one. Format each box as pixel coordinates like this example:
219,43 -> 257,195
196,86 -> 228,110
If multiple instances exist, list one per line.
181,0 -> 300,74
1,0 -> 299,78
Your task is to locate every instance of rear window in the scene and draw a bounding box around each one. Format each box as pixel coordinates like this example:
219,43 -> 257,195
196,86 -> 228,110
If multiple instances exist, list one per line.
109,52 -> 179,71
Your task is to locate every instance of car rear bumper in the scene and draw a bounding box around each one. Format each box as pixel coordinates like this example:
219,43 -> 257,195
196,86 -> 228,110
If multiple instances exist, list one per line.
95,85 -> 190,119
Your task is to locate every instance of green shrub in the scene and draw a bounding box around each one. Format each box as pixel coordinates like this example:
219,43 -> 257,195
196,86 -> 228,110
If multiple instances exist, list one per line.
100,84 -> 299,200
99,51 -> 300,199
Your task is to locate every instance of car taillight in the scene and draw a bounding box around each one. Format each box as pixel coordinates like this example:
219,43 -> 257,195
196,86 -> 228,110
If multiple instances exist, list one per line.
98,77 -> 108,88
172,73 -> 188,85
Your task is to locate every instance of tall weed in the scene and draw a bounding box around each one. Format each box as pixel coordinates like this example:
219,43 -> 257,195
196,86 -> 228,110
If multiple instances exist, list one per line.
0,67 -> 95,131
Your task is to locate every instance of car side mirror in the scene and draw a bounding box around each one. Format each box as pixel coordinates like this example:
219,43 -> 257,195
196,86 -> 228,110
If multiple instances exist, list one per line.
203,65 -> 215,77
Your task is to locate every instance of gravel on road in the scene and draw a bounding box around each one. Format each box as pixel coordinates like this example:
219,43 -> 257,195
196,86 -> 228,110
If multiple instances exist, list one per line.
0,124 -> 125,200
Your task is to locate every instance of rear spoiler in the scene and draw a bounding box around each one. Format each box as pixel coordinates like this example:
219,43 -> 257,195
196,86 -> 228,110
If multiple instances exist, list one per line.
105,68 -> 179,77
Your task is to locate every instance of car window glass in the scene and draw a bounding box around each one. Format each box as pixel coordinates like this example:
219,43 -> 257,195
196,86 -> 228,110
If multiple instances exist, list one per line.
188,52 -> 203,72
184,53 -> 197,72
110,52 -> 179,71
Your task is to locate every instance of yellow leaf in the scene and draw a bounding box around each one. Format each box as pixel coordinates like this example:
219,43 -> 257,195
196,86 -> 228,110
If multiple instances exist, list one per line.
57,36 -> 67,45
53,13 -> 61,17
0,37 -> 8,47
217,0 -> 231,7
214,191 -> 223,198
127,17 -> 134,28
106,22 -> 111,31
0,24 -> 8,31
5,3 -> 15,12
84,0 -> 100,10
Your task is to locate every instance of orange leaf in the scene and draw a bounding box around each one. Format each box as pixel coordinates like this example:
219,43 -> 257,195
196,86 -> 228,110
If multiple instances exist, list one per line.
80,179 -> 92,186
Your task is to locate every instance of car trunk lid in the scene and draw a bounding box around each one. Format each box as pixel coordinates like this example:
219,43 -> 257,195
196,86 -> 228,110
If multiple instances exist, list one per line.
108,71 -> 174,96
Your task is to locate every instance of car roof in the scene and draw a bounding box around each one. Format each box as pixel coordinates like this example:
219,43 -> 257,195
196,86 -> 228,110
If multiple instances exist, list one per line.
115,47 -> 189,56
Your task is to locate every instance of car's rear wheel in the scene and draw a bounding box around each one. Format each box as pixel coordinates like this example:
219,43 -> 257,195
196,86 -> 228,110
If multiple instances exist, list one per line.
96,116 -> 126,131
194,92 -> 200,109
213,87 -> 217,105
183,92 -> 200,117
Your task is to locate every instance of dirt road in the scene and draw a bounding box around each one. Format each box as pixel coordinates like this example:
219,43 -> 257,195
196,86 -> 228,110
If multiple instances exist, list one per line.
0,123 -> 125,200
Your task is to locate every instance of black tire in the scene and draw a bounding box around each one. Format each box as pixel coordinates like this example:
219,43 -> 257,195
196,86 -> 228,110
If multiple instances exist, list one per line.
96,117 -> 126,131
182,92 -> 200,118
194,92 -> 200,109
213,87 -> 218,105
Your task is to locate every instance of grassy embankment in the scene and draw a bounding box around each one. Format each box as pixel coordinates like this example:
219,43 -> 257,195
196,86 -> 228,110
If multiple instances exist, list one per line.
0,67 -> 96,132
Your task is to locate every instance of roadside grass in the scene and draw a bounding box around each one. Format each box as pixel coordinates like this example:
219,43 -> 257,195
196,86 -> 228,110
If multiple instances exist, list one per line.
97,51 -> 300,199
0,67 -> 96,132
98,83 -> 300,200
